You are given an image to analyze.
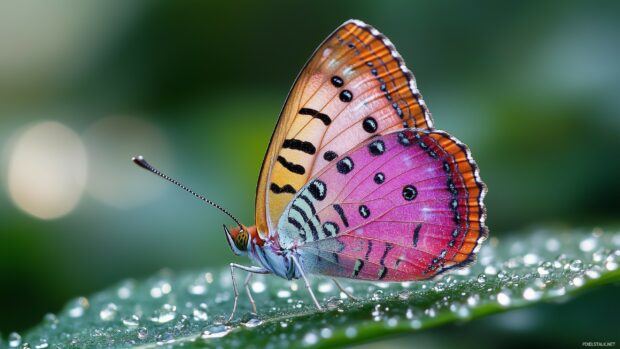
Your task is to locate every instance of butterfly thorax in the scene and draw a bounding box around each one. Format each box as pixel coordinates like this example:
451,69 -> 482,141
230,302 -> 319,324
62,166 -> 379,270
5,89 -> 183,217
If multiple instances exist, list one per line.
248,238 -> 300,280
225,224 -> 300,280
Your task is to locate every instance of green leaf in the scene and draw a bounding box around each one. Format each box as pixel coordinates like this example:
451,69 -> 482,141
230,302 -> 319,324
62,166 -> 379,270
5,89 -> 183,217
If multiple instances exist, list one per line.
11,229 -> 620,348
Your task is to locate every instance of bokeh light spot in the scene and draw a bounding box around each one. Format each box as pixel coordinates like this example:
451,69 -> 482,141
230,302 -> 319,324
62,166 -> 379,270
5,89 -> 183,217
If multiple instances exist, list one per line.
7,121 -> 87,219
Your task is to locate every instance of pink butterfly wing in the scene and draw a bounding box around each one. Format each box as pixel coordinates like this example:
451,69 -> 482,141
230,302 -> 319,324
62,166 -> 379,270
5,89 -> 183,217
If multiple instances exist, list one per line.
277,129 -> 487,281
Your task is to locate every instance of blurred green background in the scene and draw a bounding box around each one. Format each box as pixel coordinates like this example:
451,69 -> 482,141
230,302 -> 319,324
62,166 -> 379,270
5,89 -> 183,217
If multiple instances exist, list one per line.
1,0 -> 619,343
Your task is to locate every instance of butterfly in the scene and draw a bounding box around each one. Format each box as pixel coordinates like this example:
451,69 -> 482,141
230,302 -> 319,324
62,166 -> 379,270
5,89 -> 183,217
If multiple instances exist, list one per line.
133,19 -> 487,321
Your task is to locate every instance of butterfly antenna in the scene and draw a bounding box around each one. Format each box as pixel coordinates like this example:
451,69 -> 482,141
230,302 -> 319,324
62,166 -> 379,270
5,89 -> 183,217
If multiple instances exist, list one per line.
132,155 -> 243,230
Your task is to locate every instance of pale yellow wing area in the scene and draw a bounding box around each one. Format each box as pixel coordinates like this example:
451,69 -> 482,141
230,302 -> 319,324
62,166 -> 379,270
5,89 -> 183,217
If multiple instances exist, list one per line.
256,19 -> 434,238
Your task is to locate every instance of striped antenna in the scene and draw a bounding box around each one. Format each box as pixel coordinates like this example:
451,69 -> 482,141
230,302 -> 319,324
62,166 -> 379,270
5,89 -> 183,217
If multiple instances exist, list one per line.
132,155 -> 243,230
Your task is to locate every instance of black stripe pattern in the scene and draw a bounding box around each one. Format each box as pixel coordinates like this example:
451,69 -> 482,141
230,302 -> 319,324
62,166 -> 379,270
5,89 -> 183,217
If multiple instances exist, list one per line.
332,204 -> 349,227
282,139 -> 316,155
277,156 -> 305,175
299,108 -> 331,126
413,224 -> 422,247
270,183 -> 296,194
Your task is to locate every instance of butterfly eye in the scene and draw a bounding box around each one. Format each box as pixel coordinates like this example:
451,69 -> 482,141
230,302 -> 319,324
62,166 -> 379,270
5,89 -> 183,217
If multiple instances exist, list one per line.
234,230 -> 249,251
223,225 -> 247,256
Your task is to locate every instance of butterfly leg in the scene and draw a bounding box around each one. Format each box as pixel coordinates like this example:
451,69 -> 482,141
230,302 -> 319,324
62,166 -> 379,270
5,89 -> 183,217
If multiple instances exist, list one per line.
228,263 -> 270,322
244,273 -> 257,314
332,278 -> 359,301
291,254 -> 323,311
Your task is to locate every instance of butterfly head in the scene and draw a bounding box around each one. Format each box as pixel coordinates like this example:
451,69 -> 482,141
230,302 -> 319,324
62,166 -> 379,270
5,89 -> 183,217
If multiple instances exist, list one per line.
224,224 -> 263,256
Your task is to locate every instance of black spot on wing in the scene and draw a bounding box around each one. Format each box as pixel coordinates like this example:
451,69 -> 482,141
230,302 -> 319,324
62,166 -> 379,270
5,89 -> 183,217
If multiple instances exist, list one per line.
368,140 -> 386,156
402,185 -> 418,201
374,172 -> 385,184
336,157 -> 354,174
323,151 -> 337,161
308,180 -> 327,201
359,205 -> 370,219
331,76 -> 344,87
339,90 -> 353,102
322,222 -> 339,237
362,116 -> 378,133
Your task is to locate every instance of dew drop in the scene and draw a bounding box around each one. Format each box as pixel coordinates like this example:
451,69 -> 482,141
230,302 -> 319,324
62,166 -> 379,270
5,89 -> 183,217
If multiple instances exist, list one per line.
371,304 -> 383,321
605,259 -> 618,271
371,290 -> 384,301
243,317 -> 263,328
325,296 -> 343,310
156,332 -> 175,345
277,290 -> 291,298
320,327 -> 333,338
137,327 -> 148,340
174,315 -> 189,331
99,303 -> 117,321
523,287 -> 542,301
410,319 -> 422,329
251,281 -> 266,293
398,290 -> 412,300
477,273 -> 487,283
34,340 -> 48,349
405,308 -> 414,319
43,313 -> 58,329
523,253 -> 539,266
537,262 -> 552,276
496,291 -> 511,307
387,317 -> 398,327
592,249 -> 608,262
67,297 -> 89,318
318,282 -> 333,293
150,304 -> 176,324
571,276 -> 585,287
188,279 -> 207,295
548,286 -> 566,297
117,280 -> 134,299
433,282 -> 445,292
8,332 -> 21,347
302,332 -> 319,346
484,265 -> 497,275
201,324 -> 231,339
545,238 -> 560,252
467,294 -> 480,307
192,306 -> 208,321
568,259 -> 583,272
345,326 -> 357,338
497,270 -> 510,281
150,281 -> 172,298
122,314 -> 140,327
580,237 -> 597,252
456,305 -> 470,318
585,266 -> 602,279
